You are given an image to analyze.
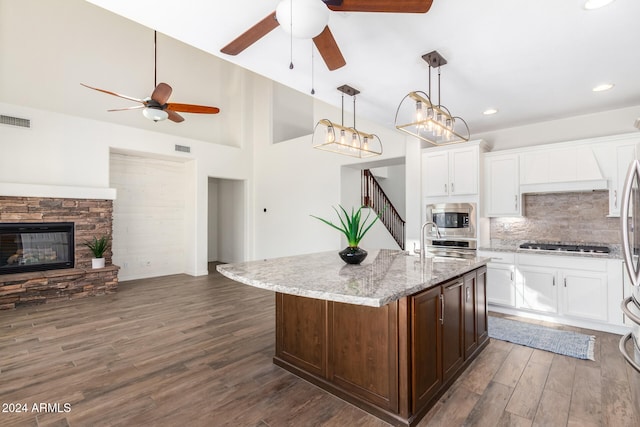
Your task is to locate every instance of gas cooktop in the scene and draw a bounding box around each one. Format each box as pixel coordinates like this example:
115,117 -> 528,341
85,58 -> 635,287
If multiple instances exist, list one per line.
519,242 -> 610,254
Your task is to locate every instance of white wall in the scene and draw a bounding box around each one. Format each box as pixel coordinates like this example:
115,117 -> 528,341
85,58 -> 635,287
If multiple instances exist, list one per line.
217,179 -> 245,263
476,105 -> 640,151
207,178 -> 219,262
110,153 -> 189,281
250,81 -> 408,260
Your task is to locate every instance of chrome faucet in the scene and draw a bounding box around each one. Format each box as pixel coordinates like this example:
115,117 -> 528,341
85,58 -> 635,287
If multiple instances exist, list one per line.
418,221 -> 442,262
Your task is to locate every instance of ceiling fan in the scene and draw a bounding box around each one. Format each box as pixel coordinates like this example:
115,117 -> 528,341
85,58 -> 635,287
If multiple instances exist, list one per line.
220,0 -> 433,71
82,32 -> 220,123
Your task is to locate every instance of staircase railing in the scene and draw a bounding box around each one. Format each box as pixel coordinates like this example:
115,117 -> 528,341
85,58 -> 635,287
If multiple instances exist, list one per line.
361,169 -> 405,250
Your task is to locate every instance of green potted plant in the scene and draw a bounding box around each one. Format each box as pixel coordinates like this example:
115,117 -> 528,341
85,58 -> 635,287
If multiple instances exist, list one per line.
84,235 -> 109,269
311,205 -> 381,264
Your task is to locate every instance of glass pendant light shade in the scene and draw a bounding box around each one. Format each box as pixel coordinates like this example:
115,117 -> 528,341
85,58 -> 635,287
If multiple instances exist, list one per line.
395,51 -> 470,146
142,107 -> 169,122
395,91 -> 469,146
312,119 -> 382,158
276,0 -> 330,39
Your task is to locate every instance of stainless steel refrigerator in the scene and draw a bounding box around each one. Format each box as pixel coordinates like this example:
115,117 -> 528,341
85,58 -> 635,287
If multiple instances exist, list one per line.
620,159 -> 640,372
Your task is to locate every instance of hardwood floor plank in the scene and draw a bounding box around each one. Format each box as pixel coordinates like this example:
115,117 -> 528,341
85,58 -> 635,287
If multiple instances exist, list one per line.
532,389 -> 570,427
463,380 -> 514,427
568,364 -> 602,425
505,358 -> 551,420
545,354 -> 577,397
0,268 -> 636,427
493,345 -> 534,388
601,376 -> 640,427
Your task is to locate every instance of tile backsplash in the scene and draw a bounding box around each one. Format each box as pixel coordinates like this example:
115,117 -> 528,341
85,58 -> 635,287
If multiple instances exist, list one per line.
490,190 -> 620,245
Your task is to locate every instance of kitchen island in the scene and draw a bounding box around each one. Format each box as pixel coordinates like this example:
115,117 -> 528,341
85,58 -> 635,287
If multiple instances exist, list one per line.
217,249 -> 490,426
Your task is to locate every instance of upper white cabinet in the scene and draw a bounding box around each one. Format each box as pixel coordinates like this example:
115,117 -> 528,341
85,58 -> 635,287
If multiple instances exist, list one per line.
611,143 -> 637,216
423,145 -> 479,198
484,153 -> 520,217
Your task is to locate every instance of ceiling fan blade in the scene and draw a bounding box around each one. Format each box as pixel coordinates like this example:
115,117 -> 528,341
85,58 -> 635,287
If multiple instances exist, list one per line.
107,105 -> 146,112
313,26 -> 346,71
80,83 -> 145,104
166,103 -> 220,114
220,11 -> 279,55
327,0 -> 433,13
151,82 -> 172,105
167,110 -> 185,123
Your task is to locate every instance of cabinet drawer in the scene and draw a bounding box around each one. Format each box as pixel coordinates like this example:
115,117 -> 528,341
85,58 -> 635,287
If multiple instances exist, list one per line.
478,250 -> 515,265
517,253 -> 607,271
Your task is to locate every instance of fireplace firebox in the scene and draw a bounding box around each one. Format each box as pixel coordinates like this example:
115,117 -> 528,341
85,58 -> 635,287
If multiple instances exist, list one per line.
0,222 -> 74,275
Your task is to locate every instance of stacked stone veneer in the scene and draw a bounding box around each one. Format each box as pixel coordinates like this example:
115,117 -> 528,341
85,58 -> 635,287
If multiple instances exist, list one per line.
490,190 -> 620,245
0,196 -> 119,309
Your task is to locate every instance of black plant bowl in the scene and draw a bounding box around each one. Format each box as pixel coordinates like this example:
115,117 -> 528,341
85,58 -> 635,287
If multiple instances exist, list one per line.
338,247 -> 368,265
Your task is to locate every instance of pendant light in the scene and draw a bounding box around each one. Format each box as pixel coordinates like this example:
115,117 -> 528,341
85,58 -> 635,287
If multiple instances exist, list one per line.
395,51 -> 470,146
312,85 -> 383,158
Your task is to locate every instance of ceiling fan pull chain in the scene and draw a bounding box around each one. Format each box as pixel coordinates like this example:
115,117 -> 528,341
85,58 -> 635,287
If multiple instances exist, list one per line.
289,0 -> 294,69
153,30 -> 157,88
311,41 -> 315,95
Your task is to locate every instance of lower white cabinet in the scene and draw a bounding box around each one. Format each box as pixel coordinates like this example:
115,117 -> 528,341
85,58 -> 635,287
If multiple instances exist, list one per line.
479,251 -> 516,308
519,265 -> 558,314
562,269 -> 608,322
479,250 -> 623,332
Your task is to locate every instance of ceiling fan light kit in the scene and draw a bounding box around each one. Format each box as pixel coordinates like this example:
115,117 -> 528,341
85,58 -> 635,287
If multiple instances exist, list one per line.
395,50 -> 470,146
142,107 -> 169,122
312,84 -> 383,158
276,0 -> 330,39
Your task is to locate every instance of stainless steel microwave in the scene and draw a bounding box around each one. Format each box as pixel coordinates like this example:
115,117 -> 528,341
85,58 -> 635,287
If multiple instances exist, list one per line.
425,203 -> 476,238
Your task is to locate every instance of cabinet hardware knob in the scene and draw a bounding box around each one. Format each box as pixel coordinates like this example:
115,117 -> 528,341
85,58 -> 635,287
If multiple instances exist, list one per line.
439,294 -> 444,325
451,183 -> 455,193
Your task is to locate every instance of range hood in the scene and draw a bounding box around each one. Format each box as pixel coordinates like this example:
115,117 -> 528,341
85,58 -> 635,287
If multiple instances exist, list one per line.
519,146 -> 608,194
520,179 -> 608,194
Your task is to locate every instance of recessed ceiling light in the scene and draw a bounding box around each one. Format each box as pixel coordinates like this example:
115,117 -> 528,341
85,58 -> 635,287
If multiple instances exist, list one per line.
592,83 -> 614,92
483,108 -> 498,115
584,0 -> 615,10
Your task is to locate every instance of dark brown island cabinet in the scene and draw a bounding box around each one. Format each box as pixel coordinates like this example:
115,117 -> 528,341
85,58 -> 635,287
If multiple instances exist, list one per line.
274,266 -> 488,427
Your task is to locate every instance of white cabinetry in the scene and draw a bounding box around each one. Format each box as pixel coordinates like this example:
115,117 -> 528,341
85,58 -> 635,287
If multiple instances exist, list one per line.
562,269 -> 608,322
478,251 -> 516,307
516,253 -> 610,323
423,145 -> 478,198
611,143 -> 637,216
518,264 -> 558,314
483,153 -> 520,217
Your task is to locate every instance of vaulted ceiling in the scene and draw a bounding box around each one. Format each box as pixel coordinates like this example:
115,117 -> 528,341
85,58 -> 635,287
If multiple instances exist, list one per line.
83,0 -> 640,137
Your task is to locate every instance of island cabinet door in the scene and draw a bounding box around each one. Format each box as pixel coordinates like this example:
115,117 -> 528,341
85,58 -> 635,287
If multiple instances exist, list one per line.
327,301 -> 399,413
476,266 -> 488,345
275,293 -> 327,377
410,285 -> 443,413
463,271 -> 478,360
442,279 -> 464,382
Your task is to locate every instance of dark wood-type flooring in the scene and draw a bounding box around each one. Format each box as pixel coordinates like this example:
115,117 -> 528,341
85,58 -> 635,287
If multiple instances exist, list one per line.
0,264 -> 638,426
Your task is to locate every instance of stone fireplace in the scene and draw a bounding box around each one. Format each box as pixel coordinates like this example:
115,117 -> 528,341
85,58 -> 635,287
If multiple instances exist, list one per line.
0,189 -> 119,309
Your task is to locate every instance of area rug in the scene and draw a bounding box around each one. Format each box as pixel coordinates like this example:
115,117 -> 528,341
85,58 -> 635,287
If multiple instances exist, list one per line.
488,316 -> 595,360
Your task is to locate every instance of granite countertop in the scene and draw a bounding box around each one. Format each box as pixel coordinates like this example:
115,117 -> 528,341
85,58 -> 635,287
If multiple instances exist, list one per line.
216,249 -> 490,308
478,240 -> 622,259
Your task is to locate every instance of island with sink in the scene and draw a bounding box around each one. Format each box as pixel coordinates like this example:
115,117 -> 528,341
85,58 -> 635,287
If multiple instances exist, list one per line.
217,249 -> 490,427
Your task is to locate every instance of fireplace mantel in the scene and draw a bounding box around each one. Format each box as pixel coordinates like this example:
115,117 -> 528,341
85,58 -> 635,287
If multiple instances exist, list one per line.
0,182 -> 116,200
